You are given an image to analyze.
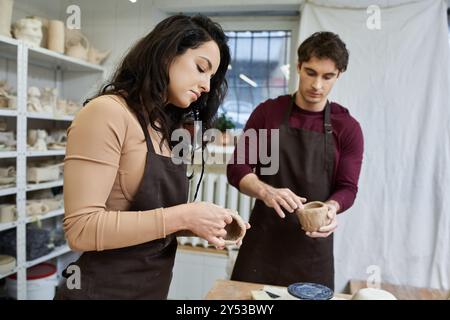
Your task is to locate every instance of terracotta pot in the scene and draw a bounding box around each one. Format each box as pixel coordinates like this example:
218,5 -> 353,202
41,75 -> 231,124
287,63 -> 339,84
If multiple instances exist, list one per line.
296,201 -> 329,232
223,211 -> 246,245
0,0 -> 14,38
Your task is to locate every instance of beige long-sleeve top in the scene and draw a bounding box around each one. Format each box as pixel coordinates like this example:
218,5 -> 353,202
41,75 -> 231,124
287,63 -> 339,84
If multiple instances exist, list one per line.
63,95 -> 174,252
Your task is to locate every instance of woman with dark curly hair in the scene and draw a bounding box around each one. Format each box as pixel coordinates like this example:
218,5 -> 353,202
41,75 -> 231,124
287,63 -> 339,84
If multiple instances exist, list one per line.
55,14 -> 242,300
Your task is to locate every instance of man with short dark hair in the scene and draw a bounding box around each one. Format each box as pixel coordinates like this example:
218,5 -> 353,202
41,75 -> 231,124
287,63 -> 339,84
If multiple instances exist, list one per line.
227,32 -> 364,290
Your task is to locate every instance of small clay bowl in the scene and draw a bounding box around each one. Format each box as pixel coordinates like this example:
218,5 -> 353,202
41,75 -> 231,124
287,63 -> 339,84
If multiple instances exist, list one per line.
296,201 -> 329,232
223,211 -> 246,245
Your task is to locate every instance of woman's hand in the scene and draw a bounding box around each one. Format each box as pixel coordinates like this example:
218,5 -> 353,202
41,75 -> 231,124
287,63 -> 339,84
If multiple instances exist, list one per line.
186,202 -> 234,247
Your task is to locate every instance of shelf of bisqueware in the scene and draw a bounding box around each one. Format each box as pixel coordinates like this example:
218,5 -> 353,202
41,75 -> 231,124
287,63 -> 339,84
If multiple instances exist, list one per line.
0,187 -> 17,197
28,46 -> 104,73
26,150 -> 65,157
26,179 -> 63,192
0,151 -> 17,158
25,208 -> 64,224
26,112 -> 75,121
0,109 -> 18,117
0,267 -> 18,280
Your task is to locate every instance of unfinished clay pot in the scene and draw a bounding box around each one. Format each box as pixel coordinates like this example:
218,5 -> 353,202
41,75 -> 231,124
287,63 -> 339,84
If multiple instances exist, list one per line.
296,201 -> 329,232
223,211 -> 246,245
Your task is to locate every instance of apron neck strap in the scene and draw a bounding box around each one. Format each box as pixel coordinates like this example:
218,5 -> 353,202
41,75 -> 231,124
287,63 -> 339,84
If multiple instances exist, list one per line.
283,93 -> 332,132
135,110 -> 156,154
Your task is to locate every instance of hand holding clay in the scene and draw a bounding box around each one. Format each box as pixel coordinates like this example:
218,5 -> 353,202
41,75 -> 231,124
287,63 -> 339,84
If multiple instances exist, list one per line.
296,201 -> 338,238
222,210 -> 247,246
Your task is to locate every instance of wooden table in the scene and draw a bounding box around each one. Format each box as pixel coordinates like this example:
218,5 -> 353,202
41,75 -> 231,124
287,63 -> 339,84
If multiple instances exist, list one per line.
205,279 -> 352,300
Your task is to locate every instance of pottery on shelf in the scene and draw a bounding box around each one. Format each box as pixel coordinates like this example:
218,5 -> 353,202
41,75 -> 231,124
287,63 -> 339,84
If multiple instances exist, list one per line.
27,86 -> 43,112
26,200 -> 50,216
28,129 -> 48,151
65,29 -> 89,61
0,204 -> 16,223
88,47 -> 111,65
296,201 -> 329,232
47,20 -> 64,53
0,0 -> 14,38
0,80 -> 16,109
40,87 -> 58,113
27,162 -> 62,183
0,255 -> 16,274
28,16 -> 49,48
12,18 -> 43,48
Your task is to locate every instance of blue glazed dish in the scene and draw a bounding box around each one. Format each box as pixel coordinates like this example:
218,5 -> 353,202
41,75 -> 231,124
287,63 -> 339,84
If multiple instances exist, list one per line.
287,282 -> 334,300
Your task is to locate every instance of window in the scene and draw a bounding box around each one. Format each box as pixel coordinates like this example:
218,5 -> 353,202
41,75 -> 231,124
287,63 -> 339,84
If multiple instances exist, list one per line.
221,30 -> 291,128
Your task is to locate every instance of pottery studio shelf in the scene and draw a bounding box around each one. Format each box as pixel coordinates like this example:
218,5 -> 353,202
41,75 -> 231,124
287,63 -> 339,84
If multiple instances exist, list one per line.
27,112 -> 74,121
0,109 -> 18,117
28,46 -> 104,73
0,187 -> 17,197
0,220 -> 17,233
26,150 -> 65,157
26,179 -> 63,192
0,267 -> 18,280
0,34 -> 18,60
26,208 -> 64,224
0,151 -> 17,159
0,32 -> 105,300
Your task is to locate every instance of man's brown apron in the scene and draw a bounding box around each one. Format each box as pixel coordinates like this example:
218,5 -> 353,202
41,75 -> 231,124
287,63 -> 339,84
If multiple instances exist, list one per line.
55,111 -> 188,299
231,95 -> 335,290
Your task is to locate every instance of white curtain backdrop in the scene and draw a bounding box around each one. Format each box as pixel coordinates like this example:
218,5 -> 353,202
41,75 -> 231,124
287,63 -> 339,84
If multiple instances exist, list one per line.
297,0 -> 450,291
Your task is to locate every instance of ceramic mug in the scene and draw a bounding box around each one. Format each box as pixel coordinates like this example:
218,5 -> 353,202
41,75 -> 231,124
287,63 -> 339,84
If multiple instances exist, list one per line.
296,201 -> 329,232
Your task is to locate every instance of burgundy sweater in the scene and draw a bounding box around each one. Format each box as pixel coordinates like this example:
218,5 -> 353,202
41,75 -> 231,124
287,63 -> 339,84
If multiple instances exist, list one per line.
226,95 -> 364,213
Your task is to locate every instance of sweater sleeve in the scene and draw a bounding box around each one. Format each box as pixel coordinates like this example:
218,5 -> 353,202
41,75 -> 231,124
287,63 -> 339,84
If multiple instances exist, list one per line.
329,120 -> 364,213
63,96 -> 166,252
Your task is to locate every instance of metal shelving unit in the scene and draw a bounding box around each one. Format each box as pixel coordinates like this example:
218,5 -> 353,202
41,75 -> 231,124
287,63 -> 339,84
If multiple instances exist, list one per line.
0,34 -> 104,299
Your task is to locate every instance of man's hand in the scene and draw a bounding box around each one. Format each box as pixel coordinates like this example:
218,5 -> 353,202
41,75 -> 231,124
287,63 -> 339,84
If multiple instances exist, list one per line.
305,200 -> 339,238
238,173 -> 306,219
260,185 -> 307,218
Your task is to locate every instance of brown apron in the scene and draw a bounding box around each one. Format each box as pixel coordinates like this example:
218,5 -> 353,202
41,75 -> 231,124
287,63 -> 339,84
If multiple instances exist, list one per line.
55,111 -> 188,300
231,94 -> 335,290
